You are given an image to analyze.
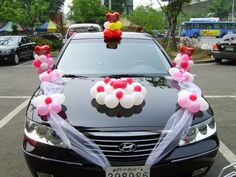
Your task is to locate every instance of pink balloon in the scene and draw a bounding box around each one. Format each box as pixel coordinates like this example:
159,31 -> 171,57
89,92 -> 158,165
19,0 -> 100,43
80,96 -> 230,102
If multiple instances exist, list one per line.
37,104 -> 50,116
50,102 -> 62,113
178,96 -> 189,108
188,101 -> 200,113
172,71 -> 182,79
182,54 -> 189,61
47,58 -> 54,67
182,73 -> 190,82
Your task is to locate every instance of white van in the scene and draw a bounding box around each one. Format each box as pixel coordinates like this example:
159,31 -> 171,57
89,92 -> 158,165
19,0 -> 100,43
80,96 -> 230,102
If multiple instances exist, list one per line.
65,23 -> 103,42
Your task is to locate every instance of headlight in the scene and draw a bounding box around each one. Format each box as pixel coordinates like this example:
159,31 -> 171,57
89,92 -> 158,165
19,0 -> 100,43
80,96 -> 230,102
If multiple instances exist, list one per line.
179,117 -> 216,146
2,49 -> 12,54
24,119 -> 67,148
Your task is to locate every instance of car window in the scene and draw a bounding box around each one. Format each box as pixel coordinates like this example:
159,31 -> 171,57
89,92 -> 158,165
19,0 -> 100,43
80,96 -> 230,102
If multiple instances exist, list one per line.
223,34 -> 236,41
57,39 -> 171,76
24,37 -> 31,43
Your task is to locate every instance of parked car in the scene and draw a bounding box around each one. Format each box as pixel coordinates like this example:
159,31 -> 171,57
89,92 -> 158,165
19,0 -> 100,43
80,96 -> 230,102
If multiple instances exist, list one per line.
40,33 -> 63,41
212,34 -> 236,63
64,23 -> 103,42
23,32 -> 219,177
151,30 -> 164,38
0,35 -> 35,65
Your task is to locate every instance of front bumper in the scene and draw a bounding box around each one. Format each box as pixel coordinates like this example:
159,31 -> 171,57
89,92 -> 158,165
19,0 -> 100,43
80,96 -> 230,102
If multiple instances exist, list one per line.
23,135 -> 219,177
0,54 -> 14,62
212,51 -> 236,60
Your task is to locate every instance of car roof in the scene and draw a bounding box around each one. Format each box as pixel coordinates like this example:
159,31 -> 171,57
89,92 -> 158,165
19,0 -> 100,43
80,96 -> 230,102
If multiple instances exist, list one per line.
71,32 -> 153,40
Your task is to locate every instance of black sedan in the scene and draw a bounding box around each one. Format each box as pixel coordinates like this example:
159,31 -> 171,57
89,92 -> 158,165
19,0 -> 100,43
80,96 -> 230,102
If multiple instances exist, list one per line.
23,32 -> 219,177
0,35 -> 35,65
212,34 -> 236,63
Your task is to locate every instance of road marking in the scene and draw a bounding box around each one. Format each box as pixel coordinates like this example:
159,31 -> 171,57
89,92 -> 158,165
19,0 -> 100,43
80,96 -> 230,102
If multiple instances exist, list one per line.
219,141 -> 236,169
0,99 -> 29,129
205,95 -> 236,98
0,96 -> 31,99
15,60 -> 33,67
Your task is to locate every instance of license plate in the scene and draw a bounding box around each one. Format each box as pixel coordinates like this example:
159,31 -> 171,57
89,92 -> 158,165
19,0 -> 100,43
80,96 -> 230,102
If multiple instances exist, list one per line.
225,47 -> 234,52
106,166 -> 150,177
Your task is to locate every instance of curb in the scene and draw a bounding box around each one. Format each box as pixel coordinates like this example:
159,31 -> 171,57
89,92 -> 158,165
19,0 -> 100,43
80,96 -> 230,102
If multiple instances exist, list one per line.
194,59 -> 215,64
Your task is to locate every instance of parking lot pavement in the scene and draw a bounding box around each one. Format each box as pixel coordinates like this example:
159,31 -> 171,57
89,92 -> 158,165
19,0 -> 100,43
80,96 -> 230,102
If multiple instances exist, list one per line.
0,60 -> 236,177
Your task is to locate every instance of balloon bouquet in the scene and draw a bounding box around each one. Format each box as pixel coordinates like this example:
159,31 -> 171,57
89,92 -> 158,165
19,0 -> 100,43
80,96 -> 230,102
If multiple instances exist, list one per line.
90,77 -> 147,109
33,45 -> 54,74
103,12 -> 122,49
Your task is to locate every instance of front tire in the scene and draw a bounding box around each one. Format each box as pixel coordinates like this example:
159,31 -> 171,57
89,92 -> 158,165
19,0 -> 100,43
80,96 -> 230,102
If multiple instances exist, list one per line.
12,53 -> 20,65
193,33 -> 199,38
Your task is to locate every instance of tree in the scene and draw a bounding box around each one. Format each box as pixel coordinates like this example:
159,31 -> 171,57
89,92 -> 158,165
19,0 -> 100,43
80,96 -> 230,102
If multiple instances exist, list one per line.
156,0 -> 192,50
68,0 -> 108,24
128,6 -> 164,33
104,0 -> 127,14
209,0 -> 231,20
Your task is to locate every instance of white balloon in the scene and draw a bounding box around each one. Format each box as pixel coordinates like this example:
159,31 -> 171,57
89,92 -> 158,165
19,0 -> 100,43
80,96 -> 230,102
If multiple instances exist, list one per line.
141,86 -> 147,97
198,97 -> 209,111
39,55 -> 48,62
105,94 -> 119,109
94,81 -> 106,87
31,95 -> 46,107
34,54 -> 39,60
178,90 -> 190,98
96,92 -> 106,105
120,95 -> 135,109
40,63 -> 48,70
90,86 -> 97,98
169,68 -> 179,76
175,56 -> 182,64
132,92 -> 144,105
51,94 -> 65,104
124,85 -> 133,95
104,21 -> 109,29
105,84 -> 114,94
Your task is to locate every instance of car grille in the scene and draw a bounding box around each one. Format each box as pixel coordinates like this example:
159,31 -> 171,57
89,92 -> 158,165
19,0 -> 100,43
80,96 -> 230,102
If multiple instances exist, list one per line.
85,132 -> 162,166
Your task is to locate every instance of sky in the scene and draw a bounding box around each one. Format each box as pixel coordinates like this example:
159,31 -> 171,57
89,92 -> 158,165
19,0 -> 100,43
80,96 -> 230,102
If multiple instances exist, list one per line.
63,0 -> 164,14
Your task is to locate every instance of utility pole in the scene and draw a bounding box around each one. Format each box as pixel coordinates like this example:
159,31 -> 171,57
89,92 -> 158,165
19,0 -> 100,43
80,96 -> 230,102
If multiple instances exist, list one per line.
109,0 -> 112,9
232,0 -> 235,21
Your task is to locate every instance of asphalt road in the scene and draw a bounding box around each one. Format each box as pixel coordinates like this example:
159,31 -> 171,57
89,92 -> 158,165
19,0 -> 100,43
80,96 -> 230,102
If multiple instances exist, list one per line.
0,59 -> 236,177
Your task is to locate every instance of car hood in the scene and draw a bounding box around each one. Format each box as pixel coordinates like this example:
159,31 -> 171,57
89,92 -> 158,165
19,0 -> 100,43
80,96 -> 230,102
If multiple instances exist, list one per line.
27,77 -> 213,131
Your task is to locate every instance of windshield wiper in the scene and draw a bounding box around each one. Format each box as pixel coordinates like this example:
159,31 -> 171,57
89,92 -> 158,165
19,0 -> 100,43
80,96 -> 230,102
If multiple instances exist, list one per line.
63,74 -> 88,78
103,74 -> 161,78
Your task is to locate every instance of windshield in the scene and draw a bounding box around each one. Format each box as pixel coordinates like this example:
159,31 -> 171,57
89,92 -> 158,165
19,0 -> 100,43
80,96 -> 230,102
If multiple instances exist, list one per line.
0,37 -> 19,46
223,34 -> 236,41
57,39 -> 171,76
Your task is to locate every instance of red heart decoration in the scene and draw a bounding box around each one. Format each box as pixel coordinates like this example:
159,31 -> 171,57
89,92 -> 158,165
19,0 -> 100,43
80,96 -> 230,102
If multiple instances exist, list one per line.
35,45 -> 50,55
106,12 -> 120,23
180,46 -> 194,56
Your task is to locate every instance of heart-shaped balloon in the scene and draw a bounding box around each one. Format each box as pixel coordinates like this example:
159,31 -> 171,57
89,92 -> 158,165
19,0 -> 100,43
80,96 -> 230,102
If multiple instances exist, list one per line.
106,12 -> 120,23
35,45 -> 50,55
180,46 -> 194,56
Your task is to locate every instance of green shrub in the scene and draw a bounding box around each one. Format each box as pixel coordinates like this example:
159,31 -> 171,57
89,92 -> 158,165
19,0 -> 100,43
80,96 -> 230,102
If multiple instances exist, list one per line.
29,37 -> 63,51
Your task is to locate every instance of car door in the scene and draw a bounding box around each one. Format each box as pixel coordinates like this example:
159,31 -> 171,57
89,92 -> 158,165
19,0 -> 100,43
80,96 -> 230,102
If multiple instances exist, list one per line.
17,37 -> 28,59
23,37 -> 35,59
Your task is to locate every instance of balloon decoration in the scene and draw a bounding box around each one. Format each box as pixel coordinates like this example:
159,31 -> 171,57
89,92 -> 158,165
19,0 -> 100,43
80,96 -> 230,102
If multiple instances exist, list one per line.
31,94 -> 65,116
103,12 -> 122,40
33,45 -> 54,74
169,67 -> 194,83
39,69 -> 63,82
177,90 -> 209,113
90,77 -> 146,109
172,46 -> 194,72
